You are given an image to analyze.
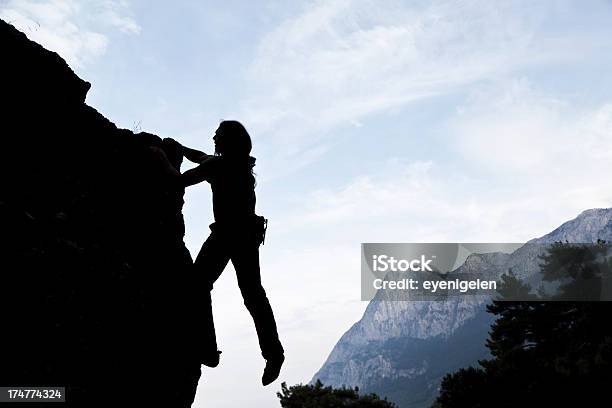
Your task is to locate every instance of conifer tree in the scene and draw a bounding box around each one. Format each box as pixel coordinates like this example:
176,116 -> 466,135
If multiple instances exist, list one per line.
434,241 -> 612,408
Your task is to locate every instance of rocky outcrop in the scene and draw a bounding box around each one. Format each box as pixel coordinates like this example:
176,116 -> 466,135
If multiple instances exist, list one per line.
313,208 -> 612,408
0,19 -> 206,407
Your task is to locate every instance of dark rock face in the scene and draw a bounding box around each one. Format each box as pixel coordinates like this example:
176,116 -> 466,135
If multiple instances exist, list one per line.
0,19 -> 205,407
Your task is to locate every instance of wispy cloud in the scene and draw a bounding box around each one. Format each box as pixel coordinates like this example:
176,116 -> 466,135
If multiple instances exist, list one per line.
96,0 -> 140,34
241,0 -> 589,171
451,77 -> 612,175
274,77 -> 612,245
0,0 -> 140,68
245,0 -> 541,164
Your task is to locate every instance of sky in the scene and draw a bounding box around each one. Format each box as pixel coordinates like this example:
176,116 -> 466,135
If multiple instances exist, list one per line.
3,0 -> 612,406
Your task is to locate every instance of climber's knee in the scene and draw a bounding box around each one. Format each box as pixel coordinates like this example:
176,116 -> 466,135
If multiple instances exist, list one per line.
241,285 -> 268,311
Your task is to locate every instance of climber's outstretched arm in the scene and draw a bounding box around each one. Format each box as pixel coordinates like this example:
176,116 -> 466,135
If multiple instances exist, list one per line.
182,145 -> 211,164
150,144 -> 215,187
149,146 -> 181,177
181,157 -> 216,187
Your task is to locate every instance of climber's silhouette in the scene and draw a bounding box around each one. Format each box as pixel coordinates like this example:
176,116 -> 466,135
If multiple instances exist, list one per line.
154,121 -> 284,386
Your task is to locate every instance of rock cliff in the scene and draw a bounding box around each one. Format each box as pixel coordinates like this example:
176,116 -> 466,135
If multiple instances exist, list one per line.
0,19 -> 205,407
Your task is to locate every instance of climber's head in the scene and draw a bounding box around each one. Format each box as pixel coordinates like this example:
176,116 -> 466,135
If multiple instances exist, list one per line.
214,120 -> 252,158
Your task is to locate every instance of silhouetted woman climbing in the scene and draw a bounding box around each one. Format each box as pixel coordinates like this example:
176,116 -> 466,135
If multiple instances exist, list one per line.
178,120 -> 284,386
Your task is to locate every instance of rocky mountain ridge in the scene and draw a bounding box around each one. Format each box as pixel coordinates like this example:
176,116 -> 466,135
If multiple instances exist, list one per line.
313,208 -> 612,408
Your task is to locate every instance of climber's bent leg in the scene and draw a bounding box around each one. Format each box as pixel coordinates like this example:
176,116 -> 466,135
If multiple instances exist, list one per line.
193,226 -> 231,366
194,225 -> 231,290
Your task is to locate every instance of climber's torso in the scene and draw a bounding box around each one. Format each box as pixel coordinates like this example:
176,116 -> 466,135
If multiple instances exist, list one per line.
204,157 -> 256,224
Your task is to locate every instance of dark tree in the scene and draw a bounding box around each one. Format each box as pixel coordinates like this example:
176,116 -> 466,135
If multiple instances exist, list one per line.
433,241 -> 612,408
278,380 -> 397,408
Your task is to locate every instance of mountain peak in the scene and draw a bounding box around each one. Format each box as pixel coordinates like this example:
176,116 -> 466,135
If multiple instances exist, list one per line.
314,207 -> 612,408
531,207 -> 612,244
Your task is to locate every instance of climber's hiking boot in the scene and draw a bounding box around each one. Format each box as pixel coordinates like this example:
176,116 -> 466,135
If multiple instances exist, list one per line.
201,349 -> 222,368
261,354 -> 285,386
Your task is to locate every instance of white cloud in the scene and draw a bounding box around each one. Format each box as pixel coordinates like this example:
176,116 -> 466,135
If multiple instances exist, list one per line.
451,78 -> 573,172
0,0 -> 140,68
450,79 -> 612,225
96,0 -> 140,34
451,78 -> 612,184
241,0 -> 587,171
274,78 -> 612,246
